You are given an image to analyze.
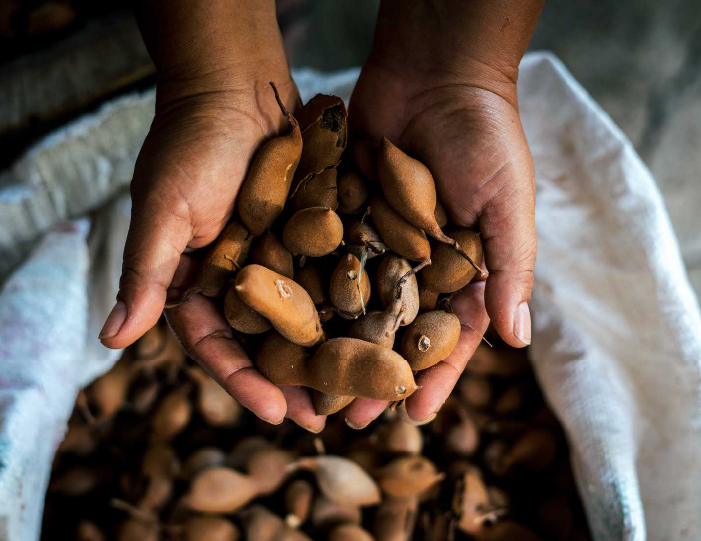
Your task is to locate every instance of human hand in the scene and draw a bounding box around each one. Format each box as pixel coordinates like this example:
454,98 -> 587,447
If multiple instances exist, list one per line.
343,1 -> 540,428
99,1 -> 326,432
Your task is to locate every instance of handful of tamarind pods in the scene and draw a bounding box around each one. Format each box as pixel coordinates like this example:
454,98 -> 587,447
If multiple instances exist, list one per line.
172,82 -> 486,414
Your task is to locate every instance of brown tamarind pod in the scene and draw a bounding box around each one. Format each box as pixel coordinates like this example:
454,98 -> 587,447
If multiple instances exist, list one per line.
179,447 -> 227,481
311,496 -> 362,530
293,94 -> 348,183
376,456 -> 444,498
238,83 -> 303,236
224,283 -> 272,334
434,199 -> 449,228
284,479 -> 314,528
257,337 -> 416,401
330,254 -> 371,317
400,310 -> 462,370
349,303 -> 402,349
372,496 -> 418,541
420,228 -> 483,294
313,392 -> 355,415
337,170 -> 370,215
369,196 -> 430,262
289,167 -> 338,211
329,524 -> 375,541
294,261 -> 327,306
235,265 -> 323,347
282,207 -> 344,257
182,515 -> 240,541
376,254 -> 420,326
452,464 -> 494,535
374,417 -> 423,455
183,467 -> 260,513
151,387 -> 192,441
251,230 -> 294,279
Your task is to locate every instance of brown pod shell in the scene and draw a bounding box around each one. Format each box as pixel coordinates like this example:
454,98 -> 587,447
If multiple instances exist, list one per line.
330,254 -> 371,316
376,255 -> 420,326
246,446 -> 294,495
241,505 -> 311,541
329,524 -> 375,541
311,496 -> 362,529
420,228 -> 483,293
256,332 -> 312,380
236,265 -> 323,347
505,430 -> 558,472
372,496 -> 418,541
89,359 -> 131,420
284,479 -> 314,528
283,207 -> 344,257
180,448 -> 226,480
294,262 -> 327,305
337,170 -> 369,215
189,367 -> 242,427
294,95 -> 348,182
400,311 -> 462,370
376,456 -> 443,498
139,476 -> 173,511
151,389 -> 191,440
224,284 -> 272,334
292,455 -> 381,506
434,200 -> 449,228
183,516 -> 240,541
349,306 -> 401,349
313,392 -> 355,415
377,137 -> 442,238
370,196 -> 430,262
257,337 -> 416,401
290,168 -> 338,211
183,467 -> 260,513
251,230 -> 294,278
193,221 -> 253,298
351,140 -> 378,180
141,443 -> 180,478
374,418 -> 423,455
452,465 -> 493,535
418,283 -> 439,311
237,92 -> 302,236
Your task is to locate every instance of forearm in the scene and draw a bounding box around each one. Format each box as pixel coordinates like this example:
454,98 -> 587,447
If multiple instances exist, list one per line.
135,0 -> 288,98
371,0 -> 544,86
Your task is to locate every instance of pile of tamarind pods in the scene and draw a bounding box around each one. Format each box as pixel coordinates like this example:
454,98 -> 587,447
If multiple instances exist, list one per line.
169,83 -> 486,412
44,320 -> 592,540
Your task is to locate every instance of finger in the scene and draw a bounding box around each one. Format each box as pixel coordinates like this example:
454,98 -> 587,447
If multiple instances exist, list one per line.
281,386 -> 327,433
165,292 -> 286,425
344,398 -> 389,430
404,281 -> 489,423
167,253 -> 199,304
100,190 -> 193,349
479,157 -> 536,348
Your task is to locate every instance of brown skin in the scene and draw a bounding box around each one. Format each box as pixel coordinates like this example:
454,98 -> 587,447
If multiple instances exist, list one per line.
101,0 -> 541,429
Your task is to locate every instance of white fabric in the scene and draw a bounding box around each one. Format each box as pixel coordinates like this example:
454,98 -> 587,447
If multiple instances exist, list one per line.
0,54 -> 699,541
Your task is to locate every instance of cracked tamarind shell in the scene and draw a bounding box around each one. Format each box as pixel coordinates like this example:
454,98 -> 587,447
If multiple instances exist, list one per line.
421,228 -> 483,293
282,207 -> 344,257
237,84 -> 303,236
400,310 -> 462,370
289,167 -> 338,211
235,264 -> 323,347
293,94 -> 348,183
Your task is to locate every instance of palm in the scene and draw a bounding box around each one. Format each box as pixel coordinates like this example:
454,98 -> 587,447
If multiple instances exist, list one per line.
344,62 -> 536,426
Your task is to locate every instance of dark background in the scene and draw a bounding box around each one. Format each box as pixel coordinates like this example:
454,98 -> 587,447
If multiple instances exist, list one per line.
1,0 -> 699,295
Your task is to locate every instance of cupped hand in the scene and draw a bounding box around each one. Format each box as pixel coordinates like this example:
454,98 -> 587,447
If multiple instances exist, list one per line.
99,73 -> 326,432
344,59 -> 537,428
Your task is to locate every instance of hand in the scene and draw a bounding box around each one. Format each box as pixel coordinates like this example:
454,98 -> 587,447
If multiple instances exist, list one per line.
344,56 -> 537,428
98,69 -> 326,432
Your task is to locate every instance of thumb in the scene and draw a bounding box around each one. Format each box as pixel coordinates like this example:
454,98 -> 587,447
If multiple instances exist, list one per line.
479,160 -> 537,348
99,191 -> 192,349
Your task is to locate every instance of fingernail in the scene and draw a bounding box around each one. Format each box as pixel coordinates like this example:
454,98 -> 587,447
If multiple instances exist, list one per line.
409,412 -> 437,426
99,301 -> 127,340
293,420 -> 326,434
513,301 -> 532,346
345,417 -> 371,430
260,414 -> 285,425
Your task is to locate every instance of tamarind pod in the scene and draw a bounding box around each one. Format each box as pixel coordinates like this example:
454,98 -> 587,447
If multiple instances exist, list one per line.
251,230 -> 294,278
337,170 -> 370,215
376,255 -> 419,326
400,310 -> 462,371
369,196 -> 430,262
312,392 -> 354,415
282,207 -> 344,257
289,168 -> 338,211
224,283 -> 272,334
420,228 -> 483,294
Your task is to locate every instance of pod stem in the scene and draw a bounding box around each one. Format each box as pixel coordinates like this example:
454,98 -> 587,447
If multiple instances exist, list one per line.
357,248 -> 369,315
269,81 -> 294,124
395,259 -> 431,299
